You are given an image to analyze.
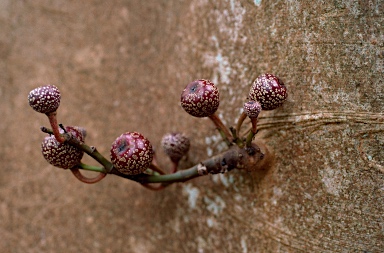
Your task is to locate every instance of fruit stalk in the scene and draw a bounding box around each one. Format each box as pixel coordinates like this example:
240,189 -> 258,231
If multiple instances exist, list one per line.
70,167 -> 107,184
46,112 -> 65,143
235,112 -> 247,138
208,113 -> 233,146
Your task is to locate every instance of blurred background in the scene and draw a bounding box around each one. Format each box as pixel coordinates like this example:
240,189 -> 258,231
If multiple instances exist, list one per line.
0,1 -> 383,252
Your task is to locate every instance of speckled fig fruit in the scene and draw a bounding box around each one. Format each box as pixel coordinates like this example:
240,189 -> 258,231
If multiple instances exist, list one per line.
243,100 -> 262,118
180,79 -> 220,117
41,126 -> 85,169
28,85 -> 61,114
249,74 -> 287,110
110,132 -> 154,175
161,132 -> 190,163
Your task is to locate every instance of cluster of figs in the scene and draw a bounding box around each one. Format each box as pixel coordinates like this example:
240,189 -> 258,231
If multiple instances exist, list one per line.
28,73 -> 287,184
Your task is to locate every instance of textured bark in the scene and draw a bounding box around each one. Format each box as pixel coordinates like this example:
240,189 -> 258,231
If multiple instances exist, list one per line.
0,0 -> 383,252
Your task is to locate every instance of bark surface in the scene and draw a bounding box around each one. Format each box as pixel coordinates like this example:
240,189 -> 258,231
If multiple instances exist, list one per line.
0,1 -> 382,252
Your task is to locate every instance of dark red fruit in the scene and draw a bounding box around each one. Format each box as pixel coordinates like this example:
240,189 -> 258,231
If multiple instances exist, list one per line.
180,79 -> 220,117
28,85 -> 61,114
243,100 -> 262,118
249,74 -> 287,110
41,126 -> 85,169
161,132 -> 190,163
110,132 -> 153,175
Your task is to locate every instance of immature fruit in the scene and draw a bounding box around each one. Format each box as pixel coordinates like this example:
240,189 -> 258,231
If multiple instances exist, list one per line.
110,132 -> 153,175
249,73 -> 287,110
243,100 -> 262,118
28,85 -> 61,114
41,126 -> 85,169
161,132 -> 190,163
180,79 -> 220,117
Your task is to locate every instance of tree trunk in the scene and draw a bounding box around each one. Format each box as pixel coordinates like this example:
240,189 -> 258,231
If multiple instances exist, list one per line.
0,0 -> 382,252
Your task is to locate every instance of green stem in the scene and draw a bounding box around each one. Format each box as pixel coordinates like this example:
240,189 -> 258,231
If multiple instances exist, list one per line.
208,113 -> 233,146
80,144 -> 114,172
78,163 -> 107,173
245,131 -> 256,147
217,128 -> 232,147
245,118 -> 257,147
77,162 -> 198,184
131,166 -> 200,183
230,127 -> 244,148
246,118 -> 258,147
111,145 -> 255,184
